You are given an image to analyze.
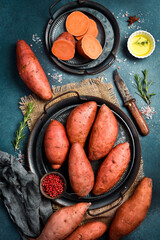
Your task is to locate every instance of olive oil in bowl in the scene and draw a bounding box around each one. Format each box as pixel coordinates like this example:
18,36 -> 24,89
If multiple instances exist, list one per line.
127,31 -> 155,58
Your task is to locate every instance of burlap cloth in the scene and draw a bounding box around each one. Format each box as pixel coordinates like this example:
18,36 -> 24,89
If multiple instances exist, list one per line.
20,76 -> 144,227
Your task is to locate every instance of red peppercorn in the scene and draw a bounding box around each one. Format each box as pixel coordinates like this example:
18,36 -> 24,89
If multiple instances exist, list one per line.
41,173 -> 65,198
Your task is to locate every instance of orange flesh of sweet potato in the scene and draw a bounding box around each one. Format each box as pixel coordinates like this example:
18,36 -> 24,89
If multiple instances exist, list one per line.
54,32 -> 76,47
88,104 -> 118,161
16,39 -> 52,100
92,142 -> 131,195
51,32 -> 75,61
77,35 -> 102,59
109,177 -> 152,240
68,142 -> 94,197
36,202 -> 91,240
76,18 -> 98,40
44,119 -> 69,169
66,11 -> 89,36
66,221 -> 107,240
66,101 -> 97,147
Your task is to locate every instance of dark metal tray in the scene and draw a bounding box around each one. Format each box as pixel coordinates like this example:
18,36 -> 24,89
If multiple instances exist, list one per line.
27,92 -> 141,211
45,0 -> 120,74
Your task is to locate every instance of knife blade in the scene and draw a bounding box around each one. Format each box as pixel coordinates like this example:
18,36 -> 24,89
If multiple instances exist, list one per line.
113,69 -> 149,136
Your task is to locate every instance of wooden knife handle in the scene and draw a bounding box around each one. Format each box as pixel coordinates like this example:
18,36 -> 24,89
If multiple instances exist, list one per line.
125,99 -> 149,135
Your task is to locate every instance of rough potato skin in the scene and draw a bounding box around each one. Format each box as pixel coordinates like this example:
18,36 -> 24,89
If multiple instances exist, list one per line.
36,202 -> 91,240
44,120 -> 69,169
55,32 -> 75,47
68,142 -> 94,197
66,101 -> 97,147
66,221 -> 107,240
109,177 -> 152,240
16,39 -> 52,100
88,104 -> 118,161
92,142 -> 130,195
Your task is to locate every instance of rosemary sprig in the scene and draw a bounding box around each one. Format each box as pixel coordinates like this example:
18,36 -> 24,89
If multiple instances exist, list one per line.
134,37 -> 148,46
12,102 -> 34,151
134,69 -> 156,105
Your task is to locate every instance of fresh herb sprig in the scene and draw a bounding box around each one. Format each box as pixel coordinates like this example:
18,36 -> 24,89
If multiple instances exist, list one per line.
134,37 -> 148,46
12,102 -> 34,151
134,69 -> 156,105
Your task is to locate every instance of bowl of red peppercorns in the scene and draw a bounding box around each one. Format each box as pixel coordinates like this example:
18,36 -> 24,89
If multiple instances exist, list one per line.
40,171 -> 67,200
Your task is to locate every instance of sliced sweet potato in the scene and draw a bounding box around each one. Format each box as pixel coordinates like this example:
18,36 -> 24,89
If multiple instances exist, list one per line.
51,32 -> 75,61
66,11 -> 89,37
76,19 -> 98,40
77,35 -> 102,59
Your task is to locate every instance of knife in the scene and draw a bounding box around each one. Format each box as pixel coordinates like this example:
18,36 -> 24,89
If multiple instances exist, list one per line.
113,69 -> 149,136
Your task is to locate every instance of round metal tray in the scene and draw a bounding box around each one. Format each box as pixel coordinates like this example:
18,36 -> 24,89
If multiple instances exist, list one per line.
27,92 -> 141,210
45,0 -> 120,74
48,10 -> 106,68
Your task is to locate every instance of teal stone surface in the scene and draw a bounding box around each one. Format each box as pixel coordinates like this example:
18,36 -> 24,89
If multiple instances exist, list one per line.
0,0 -> 160,239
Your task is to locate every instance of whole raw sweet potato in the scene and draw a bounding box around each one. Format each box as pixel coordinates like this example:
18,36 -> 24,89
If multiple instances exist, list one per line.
66,101 -> 97,147
66,221 -> 107,240
36,202 -> 91,240
16,39 -> 52,100
88,104 -> 118,161
44,119 -> 69,169
109,177 -> 152,240
68,142 -> 94,197
92,142 -> 130,195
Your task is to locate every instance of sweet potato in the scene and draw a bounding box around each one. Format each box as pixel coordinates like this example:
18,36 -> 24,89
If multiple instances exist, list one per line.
66,221 -> 107,240
44,119 -> 69,169
36,202 -> 91,240
51,32 -> 75,60
68,142 -> 94,197
92,142 -> 130,195
109,177 -> 152,240
77,35 -> 102,59
88,104 -> 118,161
16,39 -> 52,100
76,18 -> 98,40
66,101 -> 97,147
66,11 -> 89,37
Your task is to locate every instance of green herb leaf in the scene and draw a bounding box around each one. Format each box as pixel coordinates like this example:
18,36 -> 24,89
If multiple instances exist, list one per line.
134,37 -> 149,46
12,102 -> 34,151
149,93 -> 156,98
134,69 -> 156,105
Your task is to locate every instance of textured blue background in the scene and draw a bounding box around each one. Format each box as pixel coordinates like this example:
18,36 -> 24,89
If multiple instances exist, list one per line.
0,0 -> 160,239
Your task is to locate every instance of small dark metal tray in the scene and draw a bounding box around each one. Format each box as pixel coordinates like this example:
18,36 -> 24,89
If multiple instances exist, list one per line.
45,0 -> 120,74
27,91 -> 141,211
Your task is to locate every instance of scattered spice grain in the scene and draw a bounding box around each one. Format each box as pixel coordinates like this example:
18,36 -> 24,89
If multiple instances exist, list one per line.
140,105 -> 155,120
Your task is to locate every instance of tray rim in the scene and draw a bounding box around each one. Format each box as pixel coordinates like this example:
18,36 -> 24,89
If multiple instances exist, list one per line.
47,9 -> 107,68
45,0 -> 120,74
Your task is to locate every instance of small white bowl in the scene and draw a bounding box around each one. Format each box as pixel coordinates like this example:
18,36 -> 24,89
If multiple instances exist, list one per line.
127,30 -> 155,58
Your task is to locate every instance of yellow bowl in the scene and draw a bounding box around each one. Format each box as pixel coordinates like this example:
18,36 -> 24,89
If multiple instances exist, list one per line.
127,30 -> 155,58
